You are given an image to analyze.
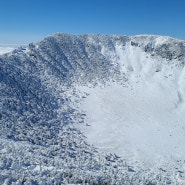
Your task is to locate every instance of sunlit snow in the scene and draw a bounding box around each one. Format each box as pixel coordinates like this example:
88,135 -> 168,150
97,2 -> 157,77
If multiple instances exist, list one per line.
0,45 -> 17,55
1,33 -> 185,184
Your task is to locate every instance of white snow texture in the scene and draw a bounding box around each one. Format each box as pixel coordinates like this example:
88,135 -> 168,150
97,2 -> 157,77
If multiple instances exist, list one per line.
1,33 -> 185,184
0,45 -> 18,55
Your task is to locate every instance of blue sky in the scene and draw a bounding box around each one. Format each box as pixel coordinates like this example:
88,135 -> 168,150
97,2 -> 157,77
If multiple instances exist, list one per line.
0,0 -> 185,44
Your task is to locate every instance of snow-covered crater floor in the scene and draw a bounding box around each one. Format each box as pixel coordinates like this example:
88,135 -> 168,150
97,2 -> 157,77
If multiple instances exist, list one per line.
76,44 -> 185,172
78,82 -> 185,165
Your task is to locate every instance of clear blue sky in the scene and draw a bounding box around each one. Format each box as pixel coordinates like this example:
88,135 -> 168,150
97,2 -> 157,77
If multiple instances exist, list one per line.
0,0 -> 185,44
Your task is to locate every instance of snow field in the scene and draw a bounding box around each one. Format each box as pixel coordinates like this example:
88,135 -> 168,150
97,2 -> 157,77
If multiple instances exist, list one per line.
77,42 -> 185,173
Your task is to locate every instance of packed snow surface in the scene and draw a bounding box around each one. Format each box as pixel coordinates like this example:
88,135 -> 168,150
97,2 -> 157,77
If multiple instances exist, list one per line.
79,79 -> 185,165
1,33 -> 185,184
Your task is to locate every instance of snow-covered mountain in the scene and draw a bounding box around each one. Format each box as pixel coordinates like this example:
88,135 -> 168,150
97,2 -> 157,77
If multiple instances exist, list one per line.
1,33 -> 185,184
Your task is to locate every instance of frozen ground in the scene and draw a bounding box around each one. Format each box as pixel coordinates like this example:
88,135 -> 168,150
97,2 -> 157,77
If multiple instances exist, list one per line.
78,82 -> 185,168
77,40 -> 185,176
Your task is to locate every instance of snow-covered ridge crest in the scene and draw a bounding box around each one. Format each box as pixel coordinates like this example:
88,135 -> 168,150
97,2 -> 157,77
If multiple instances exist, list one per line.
1,33 -> 185,184
129,34 -> 185,61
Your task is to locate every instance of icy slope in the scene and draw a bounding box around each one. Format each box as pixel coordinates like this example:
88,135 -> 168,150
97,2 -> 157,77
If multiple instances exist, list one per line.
1,33 -> 185,184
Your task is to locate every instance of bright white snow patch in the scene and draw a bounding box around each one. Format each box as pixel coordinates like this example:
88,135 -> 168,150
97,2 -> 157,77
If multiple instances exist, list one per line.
0,45 -> 17,55
77,44 -> 185,170
78,82 -> 185,169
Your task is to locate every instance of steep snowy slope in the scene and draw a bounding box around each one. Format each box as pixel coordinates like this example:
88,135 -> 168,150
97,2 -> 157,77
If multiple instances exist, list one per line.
1,33 -> 185,184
